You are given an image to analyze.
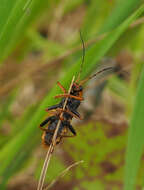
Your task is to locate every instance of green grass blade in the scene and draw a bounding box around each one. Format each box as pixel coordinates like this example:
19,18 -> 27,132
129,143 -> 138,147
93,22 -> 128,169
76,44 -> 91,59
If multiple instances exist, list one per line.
0,1 -> 16,31
124,65 -> 144,190
0,2 -> 144,183
0,0 -> 55,63
82,0 -> 113,38
100,0 -> 142,33
0,0 -> 30,62
0,142 -> 36,189
0,91 -> 16,127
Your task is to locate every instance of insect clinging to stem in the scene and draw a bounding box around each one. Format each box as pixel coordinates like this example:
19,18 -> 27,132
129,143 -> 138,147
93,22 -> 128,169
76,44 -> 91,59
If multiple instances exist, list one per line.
39,31 -> 116,149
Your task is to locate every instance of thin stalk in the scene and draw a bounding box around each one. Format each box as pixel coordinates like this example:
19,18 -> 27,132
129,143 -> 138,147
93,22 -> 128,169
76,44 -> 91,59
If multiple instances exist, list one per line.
0,16 -> 143,97
44,160 -> 84,190
37,76 -> 75,190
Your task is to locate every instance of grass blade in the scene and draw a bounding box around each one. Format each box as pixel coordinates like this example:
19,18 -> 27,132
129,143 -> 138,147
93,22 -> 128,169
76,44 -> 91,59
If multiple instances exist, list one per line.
124,65 -> 144,190
100,0 -> 142,33
0,0 -> 55,63
0,3 -> 144,185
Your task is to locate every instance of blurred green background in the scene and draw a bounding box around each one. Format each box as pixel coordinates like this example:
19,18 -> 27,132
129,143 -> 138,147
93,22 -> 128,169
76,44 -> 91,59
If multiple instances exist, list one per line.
0,0 -> 144,190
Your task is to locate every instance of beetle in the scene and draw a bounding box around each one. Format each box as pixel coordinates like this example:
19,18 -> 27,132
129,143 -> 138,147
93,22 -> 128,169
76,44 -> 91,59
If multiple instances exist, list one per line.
39,32 -> 115,148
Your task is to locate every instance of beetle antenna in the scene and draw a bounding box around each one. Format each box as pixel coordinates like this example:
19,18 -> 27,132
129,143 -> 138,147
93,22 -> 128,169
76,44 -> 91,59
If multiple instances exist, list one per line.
77,30 -> 85,81
79,66 -> 114,85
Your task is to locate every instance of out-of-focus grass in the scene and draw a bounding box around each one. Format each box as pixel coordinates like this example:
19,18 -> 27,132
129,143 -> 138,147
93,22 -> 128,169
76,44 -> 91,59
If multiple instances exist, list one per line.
0,0 -> 144,189
0,0 -> 58,63
1,3 -> 144,186
124,66 -> 144,190
82,0 -> 113,39
100,0 -> 142,33
0,91 -> 17,127
108,76 -> 133,112
64,121 -> 127,189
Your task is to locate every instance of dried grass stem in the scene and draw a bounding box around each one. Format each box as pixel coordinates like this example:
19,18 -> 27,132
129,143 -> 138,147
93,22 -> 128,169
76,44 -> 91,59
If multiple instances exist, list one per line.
37,76 -> 75,190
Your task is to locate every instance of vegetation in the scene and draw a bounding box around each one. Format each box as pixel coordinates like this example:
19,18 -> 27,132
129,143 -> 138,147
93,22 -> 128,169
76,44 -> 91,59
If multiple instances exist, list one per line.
0,0 -> 144,189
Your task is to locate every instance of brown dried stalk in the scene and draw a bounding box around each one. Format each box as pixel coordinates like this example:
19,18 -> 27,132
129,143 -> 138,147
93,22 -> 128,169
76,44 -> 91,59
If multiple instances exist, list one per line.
0,34 -> 106,97
1,16 -> 144,97
37,76 -> 75,190
44,160 -> 84,190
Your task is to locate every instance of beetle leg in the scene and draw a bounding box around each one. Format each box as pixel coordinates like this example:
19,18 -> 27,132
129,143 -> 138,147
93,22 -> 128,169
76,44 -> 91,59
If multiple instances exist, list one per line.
39,116 -> 56,128
57,81 -> 67,93
69,108 -> 83,120
39,127 -> 55,133
65,109 -> 81,120
63,121 -> 76,135
39,117 -> 51,128
55,94 -> 83,101
45,104 -> 60,111
68,124 -> 76,135
55,108 -> 81,120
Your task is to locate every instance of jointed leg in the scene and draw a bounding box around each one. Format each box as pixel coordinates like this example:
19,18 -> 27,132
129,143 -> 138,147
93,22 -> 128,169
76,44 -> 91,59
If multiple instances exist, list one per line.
55,94 -> 83,101
39,127 -> 55,133
69,108 -> 83,120
39,115 -> 56,128
55,108 -> 82,120
67,124 -> 76,135
65,109 -> 82,120
45,104 -> 60,111
40,117 -> 51,128
57,81 -> 67,93
63,121 -> 76,135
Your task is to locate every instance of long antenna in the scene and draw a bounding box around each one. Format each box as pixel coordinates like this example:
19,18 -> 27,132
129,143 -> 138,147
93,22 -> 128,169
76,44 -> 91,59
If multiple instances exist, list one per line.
89,67 -> 114,80
77,30 -> 85,81
79,66 -> 114,85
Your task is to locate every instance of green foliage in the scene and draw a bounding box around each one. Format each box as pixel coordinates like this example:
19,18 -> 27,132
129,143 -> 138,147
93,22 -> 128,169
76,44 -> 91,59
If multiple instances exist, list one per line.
100,0 -> 142,33
0,0 -> 57,62
124,66 -> 144,190
0,0 -> 144,189
1,2 -> 143,180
